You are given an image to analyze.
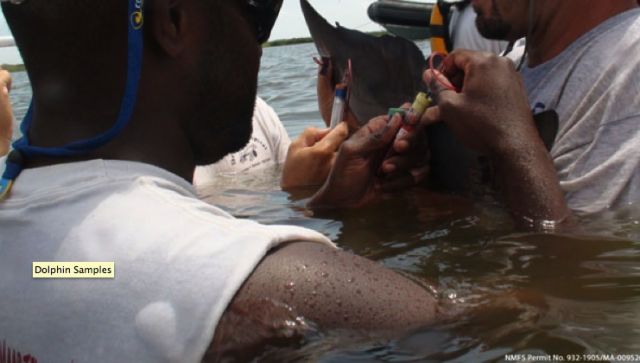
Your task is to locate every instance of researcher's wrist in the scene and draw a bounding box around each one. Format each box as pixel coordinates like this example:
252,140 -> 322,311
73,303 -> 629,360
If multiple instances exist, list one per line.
308,178 -> 367,210
308,182 -> 345,209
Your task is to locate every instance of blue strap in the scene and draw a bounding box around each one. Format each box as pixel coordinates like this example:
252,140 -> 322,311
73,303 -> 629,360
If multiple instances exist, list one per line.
0,0 -> 144,198
2,157 -> 22,180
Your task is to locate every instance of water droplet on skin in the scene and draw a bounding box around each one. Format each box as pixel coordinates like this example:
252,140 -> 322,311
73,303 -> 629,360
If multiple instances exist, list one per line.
442,289 -> 457,300
321,272 -> 329,278
347,277 -> 355,283
311,290 -> 318,296
285,281 -> 295,291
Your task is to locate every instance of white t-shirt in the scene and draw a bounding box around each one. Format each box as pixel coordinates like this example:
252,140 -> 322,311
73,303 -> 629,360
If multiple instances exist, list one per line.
449,5 -> 508,54
0,159 -> 332,362
193,97 -> 291,187
520,9 -> 640,214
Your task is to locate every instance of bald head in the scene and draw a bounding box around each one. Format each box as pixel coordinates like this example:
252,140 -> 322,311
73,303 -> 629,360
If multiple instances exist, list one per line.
1,0 -> 264,180
3,1 -> 124,78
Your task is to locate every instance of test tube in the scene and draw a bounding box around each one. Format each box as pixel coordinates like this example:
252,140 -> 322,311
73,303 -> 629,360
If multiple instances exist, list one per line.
395,92 -> 431,141
329,83 -> 348,129
378,92 -> 432,174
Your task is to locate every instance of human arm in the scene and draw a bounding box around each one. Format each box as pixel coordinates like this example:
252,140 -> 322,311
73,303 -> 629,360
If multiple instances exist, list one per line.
0,68 -> 13,157
280,122 -> 349,189
422,50 -> 571,228
205,241 -> 439,361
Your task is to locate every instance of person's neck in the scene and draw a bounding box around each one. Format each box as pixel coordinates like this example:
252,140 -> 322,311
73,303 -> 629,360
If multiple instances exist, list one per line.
25,96 -> 198,182
527,1 -> 638,67
25,121 -> 197,182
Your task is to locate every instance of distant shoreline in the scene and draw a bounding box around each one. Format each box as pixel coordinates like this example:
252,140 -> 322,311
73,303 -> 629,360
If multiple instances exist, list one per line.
263,31 -> 389,48
1,32 -> 391,69
1,64 -> 25,72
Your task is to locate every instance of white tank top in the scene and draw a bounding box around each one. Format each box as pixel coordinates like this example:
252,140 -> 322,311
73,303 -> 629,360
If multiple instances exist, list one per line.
0,160 -> 332,362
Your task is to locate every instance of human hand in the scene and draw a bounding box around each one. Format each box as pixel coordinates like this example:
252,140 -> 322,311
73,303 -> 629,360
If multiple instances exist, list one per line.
378,102 -> 432,191
421,50 -> 539,156
421,50 -> 570,227
281,122 -> 349,189
308,113 -> 402,209
0,68 -> 13,156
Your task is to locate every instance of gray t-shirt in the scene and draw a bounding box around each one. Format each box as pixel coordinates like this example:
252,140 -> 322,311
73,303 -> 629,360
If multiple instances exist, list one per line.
520,9 -> 640,215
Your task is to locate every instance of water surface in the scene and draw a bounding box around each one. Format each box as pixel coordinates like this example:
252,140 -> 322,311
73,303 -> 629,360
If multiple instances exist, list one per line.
8,42 -> 640,362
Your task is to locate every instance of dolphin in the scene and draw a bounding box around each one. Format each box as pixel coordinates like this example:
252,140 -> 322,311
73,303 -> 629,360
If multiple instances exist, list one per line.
300,0 -> 427,126
300,0 -> 558,192
301,0 -> 477,191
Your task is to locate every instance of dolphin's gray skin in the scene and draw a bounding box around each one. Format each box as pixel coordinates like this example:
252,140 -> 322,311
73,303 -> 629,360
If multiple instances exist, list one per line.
300,0 -> 558,192
301,0 -> 476,191
300,0 -> 427,125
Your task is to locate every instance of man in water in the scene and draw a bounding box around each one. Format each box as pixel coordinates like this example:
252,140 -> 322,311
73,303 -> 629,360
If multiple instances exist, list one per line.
423,0 -> 640,226
0,1 -> 442,361
194,94 -> 350,190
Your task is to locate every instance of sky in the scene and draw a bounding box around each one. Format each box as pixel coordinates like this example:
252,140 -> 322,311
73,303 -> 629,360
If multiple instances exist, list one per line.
0,0 -> 384,65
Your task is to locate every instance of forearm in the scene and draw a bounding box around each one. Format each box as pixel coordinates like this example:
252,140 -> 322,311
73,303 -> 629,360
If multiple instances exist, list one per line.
492,139 -> 571,229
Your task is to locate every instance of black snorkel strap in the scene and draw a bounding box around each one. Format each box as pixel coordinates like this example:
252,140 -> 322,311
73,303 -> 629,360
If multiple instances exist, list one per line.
0,0 -> 145,200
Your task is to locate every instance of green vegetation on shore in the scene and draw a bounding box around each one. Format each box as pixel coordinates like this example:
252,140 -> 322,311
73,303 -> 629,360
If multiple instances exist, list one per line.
263,37 -> 313,48
263,31 -> 389,48
1,64 -> 25,72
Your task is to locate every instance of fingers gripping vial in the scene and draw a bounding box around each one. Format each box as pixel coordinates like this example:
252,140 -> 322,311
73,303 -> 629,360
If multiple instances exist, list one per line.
389,92 -> 432,153
377,92 -> 432,176
398,92 -> 432,138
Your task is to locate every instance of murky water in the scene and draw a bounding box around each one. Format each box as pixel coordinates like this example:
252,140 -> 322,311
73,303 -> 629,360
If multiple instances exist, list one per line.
8,42 -> 640,362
